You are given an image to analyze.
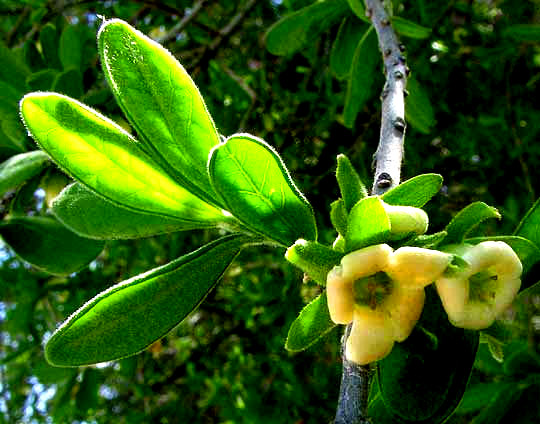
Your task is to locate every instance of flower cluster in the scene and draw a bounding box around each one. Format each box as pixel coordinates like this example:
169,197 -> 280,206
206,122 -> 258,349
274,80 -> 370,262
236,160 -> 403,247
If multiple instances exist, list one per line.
326,207 -> 523,365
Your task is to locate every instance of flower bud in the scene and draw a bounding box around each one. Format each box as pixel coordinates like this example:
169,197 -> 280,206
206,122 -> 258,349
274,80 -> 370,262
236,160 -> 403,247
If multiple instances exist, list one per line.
382,202 -> 429,240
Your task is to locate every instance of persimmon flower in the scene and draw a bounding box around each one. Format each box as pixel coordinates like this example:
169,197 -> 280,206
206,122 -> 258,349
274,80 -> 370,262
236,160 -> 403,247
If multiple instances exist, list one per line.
435,241 -> 522,330
326,244 -> 452,365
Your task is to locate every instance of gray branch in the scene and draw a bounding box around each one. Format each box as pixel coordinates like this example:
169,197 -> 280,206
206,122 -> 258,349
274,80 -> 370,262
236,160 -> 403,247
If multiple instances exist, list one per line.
335,1 -> 408,423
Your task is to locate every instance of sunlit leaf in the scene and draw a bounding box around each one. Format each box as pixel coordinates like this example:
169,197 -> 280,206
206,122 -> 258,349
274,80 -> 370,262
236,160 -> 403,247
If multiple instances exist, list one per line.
381,173 -> 442,207
20,92 -> 224,225
336,153 -> 369,211
45,234 -> 249,366
209,133 -> 317,246
0,150 -> 49,197
346,196 -> 391,251
98,19 -> 220,205
443,202 -> 501,244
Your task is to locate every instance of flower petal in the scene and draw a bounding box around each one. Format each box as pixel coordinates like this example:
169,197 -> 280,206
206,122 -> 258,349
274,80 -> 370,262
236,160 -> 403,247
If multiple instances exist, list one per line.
387,247 -> 452,288
340,244 -> 393,281
346,309 -> 395,364
463,241 -> 522,278
326,267 -> 354,324
384,287 -> 425,342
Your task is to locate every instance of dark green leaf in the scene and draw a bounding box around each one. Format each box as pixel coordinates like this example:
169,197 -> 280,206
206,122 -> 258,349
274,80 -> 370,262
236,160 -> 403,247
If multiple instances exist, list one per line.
0,216 -> 105,275
0,41 -> 30,92
457,382 -> 514,414
265,0 -> 349,56
330,199 -> 348,236
0,150 -> 49,197
98,19 -> 220,205
378,287 -> 479,422
39,23 -> 61,70
346,0 -> 368,22
405,77 -> 435,134
346,196 -> 391,251
336,153 -> 368,211
392,17 -> 432,39
330,17 -> 367,80
343,27 -> 379,128
52,183 -> 211,240
45,234 -> 249,366
53,69 -> 84,99
209,133 -> 317,246
381,173 -> 442,207
469,383 -> 525,424
75,369 -> 101,413
20,92 -> 224,225
285,239 -> 343,286
443,202 -> 501,244
27,69 -> 59,91
285,292 -> 336,352
503,25 -> 540,42
59,25 -> 83,70
515,197 -> 540,247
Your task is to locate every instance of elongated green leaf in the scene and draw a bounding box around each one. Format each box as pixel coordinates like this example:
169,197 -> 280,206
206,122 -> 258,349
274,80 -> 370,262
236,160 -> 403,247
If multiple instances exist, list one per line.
515,197 -> 540,247
336,153 -> 368,211
265,0 -> 349,56
457,382 -> 514,414
343,27 -> 379,128
39,23 -> 61,70
0,216 -> 104,275
469,383 -> 524,424
27,69 -> 59,91
503,24 -> 540,42
0,150 -> 50,196
59,25 -> 83,70
53,183 -> 214,240
346,0 -> 368,22
405,77 -> 435,134
45,234 -> 248,366
346,196 -> 391,251
285,292 -> 336,352
330,17 -> 367,79
53,69 -> 84,99
20,92 -> 224,225
381,173 -> 443,207
443,202 -> 501,244
392,17 -> 432,39
209,133 -> 317,246
98,19 -> 220,206
0,41 -> 30,92
378,287 -> 479,422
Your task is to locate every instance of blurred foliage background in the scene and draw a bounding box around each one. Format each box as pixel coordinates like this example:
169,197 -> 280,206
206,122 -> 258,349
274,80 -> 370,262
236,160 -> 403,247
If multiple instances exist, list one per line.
0,0 -> 539,422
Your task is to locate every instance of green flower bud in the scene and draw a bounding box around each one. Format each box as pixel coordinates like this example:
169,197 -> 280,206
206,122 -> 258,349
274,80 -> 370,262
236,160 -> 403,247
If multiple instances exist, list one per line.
382,201 -> 429,239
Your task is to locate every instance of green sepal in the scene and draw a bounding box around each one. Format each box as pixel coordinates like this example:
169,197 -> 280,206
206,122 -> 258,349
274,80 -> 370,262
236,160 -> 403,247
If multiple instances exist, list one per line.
0,215 -> 105,275
208,133 -> 317,246
285,292 -> 336,352
377,287 -> 479,423
265,0 -> 349,56
346,196 -> 391,251
443,202 -> 501,244
20,92 -> 224,224
0,150 -> 50,197
52,183 -> 215,240
98,19 -> 220,206
45,234 -> 250,366
336,153 -> 368,211
330,199 -> 349,236
381,173 -> 443,207
285,239 -> 344,286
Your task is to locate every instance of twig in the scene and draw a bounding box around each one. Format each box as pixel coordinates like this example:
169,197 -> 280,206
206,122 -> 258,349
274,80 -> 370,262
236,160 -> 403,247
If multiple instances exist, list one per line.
335,1 -> 408,423
156,0 -> 207,44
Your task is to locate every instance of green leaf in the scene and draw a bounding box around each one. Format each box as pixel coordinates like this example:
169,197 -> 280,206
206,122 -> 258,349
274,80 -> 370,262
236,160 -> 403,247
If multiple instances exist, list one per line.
53,183 -> 214,240
285,292 -> 336,352
0,150 -> 49,197
381,173 -> 443,207
405,77 -> 435,134
39,23 -> 61,70
27,69 -> 59,91
330,199 -> 348,236
59,25 -> 83,70
208,133 -> 317,246
98,19 -> 220,206
53,69 -> 84,99
0,216 -> 105,275
503,24 -> 540,42
330,17 -> 367,79
343,27 -> 379,128
346,0 -> 368,22
0,41 -> 30,92
515,197 -> 540,247
20,92 -> 224,225
408,231 -> 448,248
336,153 -> 368,211
75,369 -> 101,414
378,287 -> 479,422
265,0 -> 349,56
457,382 -> 514,414
392,17 -> 432,39
443,202 -> 501,244
285,239 -> 344,286
346,196 -> 391,251
469,383 -> 525,424
45,234 -> 249,366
